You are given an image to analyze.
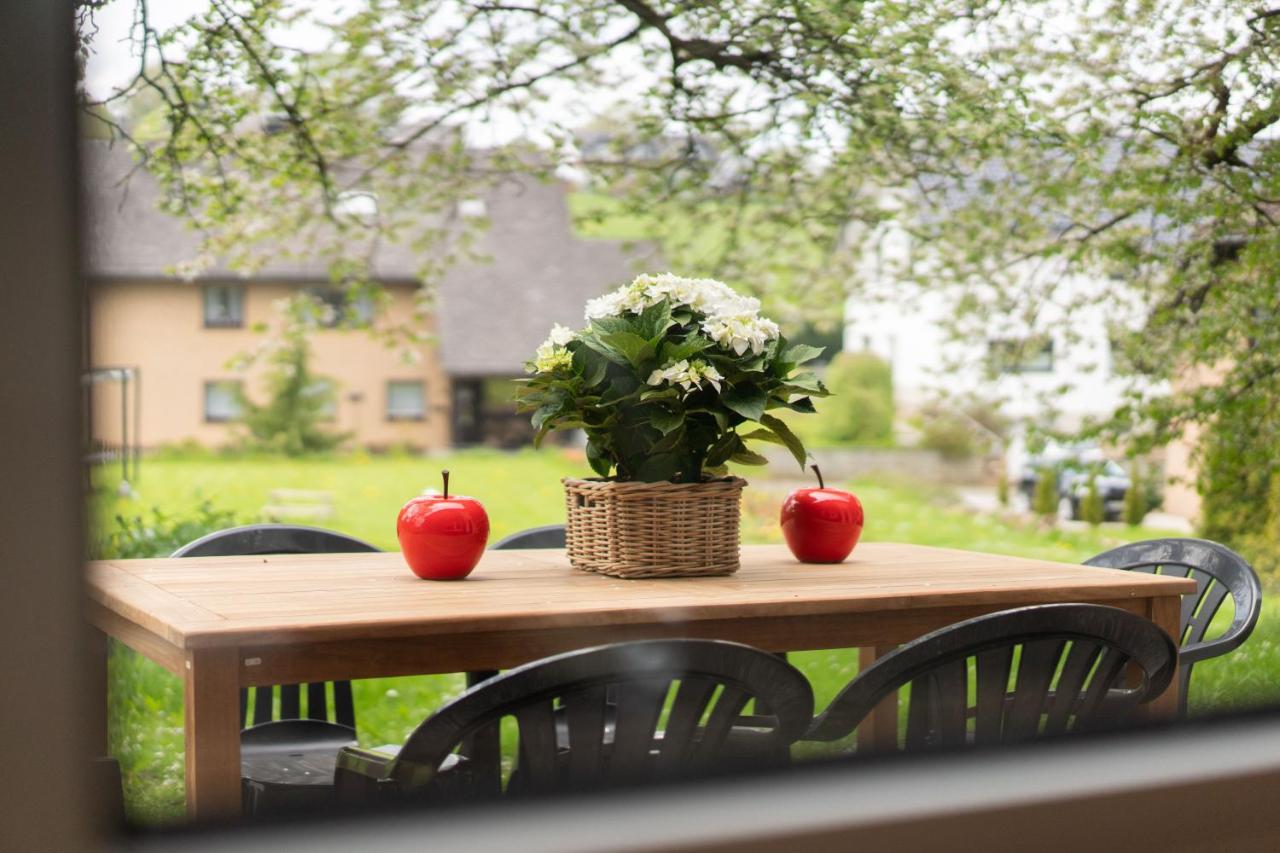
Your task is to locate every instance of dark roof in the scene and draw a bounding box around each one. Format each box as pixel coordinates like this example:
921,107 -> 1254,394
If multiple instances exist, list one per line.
82,142 -> 659,375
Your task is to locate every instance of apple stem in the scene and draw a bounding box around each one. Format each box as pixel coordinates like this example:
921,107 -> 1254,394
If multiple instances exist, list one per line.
442,469 -> 450,499
811,463 -> 825,490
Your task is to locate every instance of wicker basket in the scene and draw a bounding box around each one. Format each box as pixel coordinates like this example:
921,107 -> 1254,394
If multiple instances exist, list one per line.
562,476 -> 747,579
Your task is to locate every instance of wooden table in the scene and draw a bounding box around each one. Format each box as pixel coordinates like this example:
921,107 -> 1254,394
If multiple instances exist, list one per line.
86,543 -> 1195,821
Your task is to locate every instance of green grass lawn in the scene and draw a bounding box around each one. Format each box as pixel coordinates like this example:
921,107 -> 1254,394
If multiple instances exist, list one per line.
93,449 -> 1280,824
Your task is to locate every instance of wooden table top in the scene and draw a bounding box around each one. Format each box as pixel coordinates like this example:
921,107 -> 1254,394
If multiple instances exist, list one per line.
86,543 -> 1196,650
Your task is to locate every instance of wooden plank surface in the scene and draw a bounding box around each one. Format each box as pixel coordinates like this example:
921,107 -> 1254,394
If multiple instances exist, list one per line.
87,543 -> 1197,650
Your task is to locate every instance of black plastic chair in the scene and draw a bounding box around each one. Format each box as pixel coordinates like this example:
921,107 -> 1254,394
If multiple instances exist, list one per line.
334,639 -> 814,804
1084,537 -> 1262,715
172,523 -> 380,814
805,604 -> 1177,751
491,524 -> 566,550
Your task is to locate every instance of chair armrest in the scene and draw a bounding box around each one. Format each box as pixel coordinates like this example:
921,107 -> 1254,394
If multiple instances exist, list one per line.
334,746 -> 397,805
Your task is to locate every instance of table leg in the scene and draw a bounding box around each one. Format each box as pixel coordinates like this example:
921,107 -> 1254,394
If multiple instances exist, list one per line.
857,646 -> 898,753
184,648 -> 242,822
1147,594 -> 1183,719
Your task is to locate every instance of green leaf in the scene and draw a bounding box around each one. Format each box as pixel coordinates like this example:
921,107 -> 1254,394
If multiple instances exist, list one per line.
640,387 -> 680,402
589,315 -> 639,337
760,413 -> 808,469
634,452 -> 681,482
780,375 -> 830,396
586,438 -> 612,477
579,332 -> 631,367
729,445 -> 770,465
703,432 -> 739,468
661,334 -> 713,363
740,427 -> 786,446
782,344 -> 825,367
774,395 -> 817,413
650,425 -> 686,454
648,407 -> 685,435
635,298 -> 674,341
573,346 -> 609,387
722,386 -> 767,421
600,331 -> 657,370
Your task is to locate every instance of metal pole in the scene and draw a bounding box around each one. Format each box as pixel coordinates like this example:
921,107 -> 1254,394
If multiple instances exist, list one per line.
133,367 -> 141,483
120,370 -> 128,484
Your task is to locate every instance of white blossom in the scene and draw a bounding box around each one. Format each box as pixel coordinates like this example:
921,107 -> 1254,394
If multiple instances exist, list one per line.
701,312 -> 780,356
646,359 -> 724,394
530,339 -> 573,374
545,323 -> 577,347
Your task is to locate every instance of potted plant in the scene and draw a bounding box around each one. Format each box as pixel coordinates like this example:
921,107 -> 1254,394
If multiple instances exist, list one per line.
518,273 -> 829,578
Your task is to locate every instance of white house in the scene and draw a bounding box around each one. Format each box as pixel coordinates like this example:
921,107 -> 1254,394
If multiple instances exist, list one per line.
842,218 -> 1156,426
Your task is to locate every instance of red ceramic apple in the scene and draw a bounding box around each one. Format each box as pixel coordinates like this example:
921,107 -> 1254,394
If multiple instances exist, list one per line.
397,470 -> 490,580
781,465 -> 864,563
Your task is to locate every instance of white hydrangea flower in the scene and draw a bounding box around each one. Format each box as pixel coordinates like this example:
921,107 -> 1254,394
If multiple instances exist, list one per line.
701,312 -> 781,356
546,323 -> 577,347
527,323 -> 579,374
646,359 -> 724,394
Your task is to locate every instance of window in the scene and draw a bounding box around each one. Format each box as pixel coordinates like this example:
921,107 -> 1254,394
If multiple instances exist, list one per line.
203,380 -> 243,422
386,380 -> 426,421
457,198 -> 487,218
308,379 -> 337,421
307,287 -> 377,328
202,284 -> 244,328
989,337 -> 1054,374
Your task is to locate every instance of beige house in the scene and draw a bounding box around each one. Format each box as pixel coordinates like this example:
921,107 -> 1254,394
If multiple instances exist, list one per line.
84,143 -> 649,451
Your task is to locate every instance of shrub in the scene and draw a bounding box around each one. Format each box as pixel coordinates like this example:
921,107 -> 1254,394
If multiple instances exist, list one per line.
1081,476 -> 1105,526
996,471 -> 1010,506
239,295 -> 350,457
815,352 -> 894,446
1032,467 -> 1059,519
91,501 -> 242,560
920,415 -> 977,461
1123,463 -> 1148,526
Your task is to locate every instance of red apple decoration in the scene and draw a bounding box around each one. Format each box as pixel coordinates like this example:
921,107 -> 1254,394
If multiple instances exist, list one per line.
781,465 -> 864,563
397,470 -> 490,580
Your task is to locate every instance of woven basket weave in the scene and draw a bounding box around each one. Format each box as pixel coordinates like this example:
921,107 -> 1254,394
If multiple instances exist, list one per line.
562,476 -> 747,579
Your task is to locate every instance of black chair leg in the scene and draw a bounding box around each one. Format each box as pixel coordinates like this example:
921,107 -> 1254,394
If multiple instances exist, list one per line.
462,670 -> 502,793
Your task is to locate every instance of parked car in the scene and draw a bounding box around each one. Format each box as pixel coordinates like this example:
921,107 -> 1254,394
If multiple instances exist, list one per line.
1017,454 -> 1131,521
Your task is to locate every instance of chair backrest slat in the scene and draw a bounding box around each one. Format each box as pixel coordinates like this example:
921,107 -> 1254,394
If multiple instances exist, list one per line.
306,682 -> 328,722
609,678 -> 668,776
388,640 -> 813,799
807,604 -> 1176,751
657,677 -> 718,771
974,646 -> 1014,745
1185,580 -> 1231,646
563,685 -> 609,785
1005,639 -> 1065,741
1044,641 -> 1102,734
513,700 -> 559,791
277,684 -> 300,721
173,523 -> 378,732
333,680 -> 356,729
253,687 -> 276,727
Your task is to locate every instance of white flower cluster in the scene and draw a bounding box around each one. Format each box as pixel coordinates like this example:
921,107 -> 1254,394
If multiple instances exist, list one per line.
646,359 -> 724,394
585,273 -> 780,356
529,323 -> 576,374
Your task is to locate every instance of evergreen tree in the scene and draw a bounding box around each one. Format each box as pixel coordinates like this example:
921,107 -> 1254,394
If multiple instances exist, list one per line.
1081,476 -> 1105,527
1032,468 -> 1059,521
239,295 -> 349,456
